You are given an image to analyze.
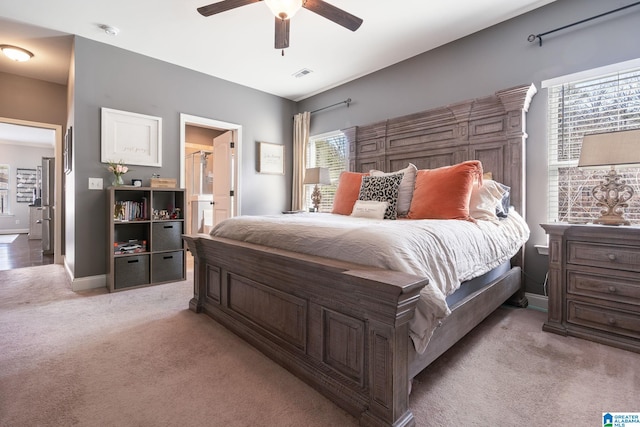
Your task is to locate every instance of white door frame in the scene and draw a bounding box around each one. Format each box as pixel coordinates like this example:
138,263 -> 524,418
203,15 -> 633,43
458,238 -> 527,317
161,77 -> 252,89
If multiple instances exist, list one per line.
179,113 -> 241,218
0,117 -> 63,265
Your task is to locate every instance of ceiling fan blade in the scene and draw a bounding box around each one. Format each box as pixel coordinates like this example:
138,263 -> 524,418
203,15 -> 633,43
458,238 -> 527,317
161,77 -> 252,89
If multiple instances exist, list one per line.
275,17 -> 290,49
197,0 -> 261,17
302,0 -> 363,32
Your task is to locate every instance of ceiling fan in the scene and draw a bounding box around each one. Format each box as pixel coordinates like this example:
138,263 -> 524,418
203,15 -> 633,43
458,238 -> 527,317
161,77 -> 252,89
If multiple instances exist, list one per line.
197,0 -> 363,55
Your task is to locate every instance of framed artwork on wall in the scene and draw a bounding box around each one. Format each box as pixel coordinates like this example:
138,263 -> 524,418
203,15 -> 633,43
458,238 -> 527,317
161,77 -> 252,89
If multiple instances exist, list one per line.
258,142 -> 284,175
64,126 -> 73,174
16,168 -> 37,203
101,108 -> 162,167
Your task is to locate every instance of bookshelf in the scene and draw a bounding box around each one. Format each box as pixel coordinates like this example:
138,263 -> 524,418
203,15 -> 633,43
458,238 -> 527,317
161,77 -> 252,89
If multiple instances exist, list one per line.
106,186 -> 186,292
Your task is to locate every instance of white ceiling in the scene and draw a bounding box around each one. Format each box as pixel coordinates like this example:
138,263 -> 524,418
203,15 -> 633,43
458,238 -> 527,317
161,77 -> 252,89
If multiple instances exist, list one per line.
0,122 -> 55,147
0,0 -> 556,103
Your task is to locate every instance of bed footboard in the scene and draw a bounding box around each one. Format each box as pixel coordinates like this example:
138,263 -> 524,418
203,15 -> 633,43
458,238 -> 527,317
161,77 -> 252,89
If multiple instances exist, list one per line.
183,235 -> 428,427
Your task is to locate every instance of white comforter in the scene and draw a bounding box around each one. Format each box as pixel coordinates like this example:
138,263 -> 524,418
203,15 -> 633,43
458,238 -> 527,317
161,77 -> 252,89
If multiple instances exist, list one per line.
210,212 -> 530,353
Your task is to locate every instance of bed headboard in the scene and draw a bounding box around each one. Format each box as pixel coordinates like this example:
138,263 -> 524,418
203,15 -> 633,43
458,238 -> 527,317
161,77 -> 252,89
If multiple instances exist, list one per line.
344,84 -> 537,218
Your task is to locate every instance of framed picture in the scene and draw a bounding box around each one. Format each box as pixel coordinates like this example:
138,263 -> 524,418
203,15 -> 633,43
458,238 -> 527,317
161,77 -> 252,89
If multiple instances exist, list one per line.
258,142 -> 284,175
16,168 -> 37,203
101,108 -> 162,167
64,126 -> 73,174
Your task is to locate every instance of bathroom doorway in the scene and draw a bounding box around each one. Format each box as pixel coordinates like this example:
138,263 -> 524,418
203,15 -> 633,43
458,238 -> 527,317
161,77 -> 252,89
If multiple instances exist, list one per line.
179,114 -> 241,237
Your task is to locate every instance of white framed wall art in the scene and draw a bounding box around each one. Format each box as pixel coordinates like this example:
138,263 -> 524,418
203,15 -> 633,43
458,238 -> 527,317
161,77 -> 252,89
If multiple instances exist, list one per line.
101,108 -> 162,167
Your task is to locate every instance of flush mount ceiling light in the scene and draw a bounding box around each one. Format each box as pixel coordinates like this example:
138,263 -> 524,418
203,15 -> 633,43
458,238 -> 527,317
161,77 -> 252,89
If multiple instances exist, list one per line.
0,45 -> 34,62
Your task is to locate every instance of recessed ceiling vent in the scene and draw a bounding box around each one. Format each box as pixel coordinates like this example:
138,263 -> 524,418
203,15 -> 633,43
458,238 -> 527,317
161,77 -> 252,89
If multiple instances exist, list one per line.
293,68 -> 313,78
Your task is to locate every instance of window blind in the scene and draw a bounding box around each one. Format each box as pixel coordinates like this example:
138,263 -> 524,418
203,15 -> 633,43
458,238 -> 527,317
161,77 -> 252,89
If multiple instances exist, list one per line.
306,131 -> 348,212
547,66 -> 640,223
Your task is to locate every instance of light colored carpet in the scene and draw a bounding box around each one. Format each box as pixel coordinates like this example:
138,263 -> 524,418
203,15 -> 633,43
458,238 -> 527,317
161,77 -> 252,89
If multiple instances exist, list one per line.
0,234 -> 19,244
1,264 -> 638,426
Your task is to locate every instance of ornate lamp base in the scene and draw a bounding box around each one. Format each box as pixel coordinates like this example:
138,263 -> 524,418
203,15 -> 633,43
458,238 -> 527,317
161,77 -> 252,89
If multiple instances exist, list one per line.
591,168 -> 633,226
311,184 -> 322,212
593,214 -> 630,226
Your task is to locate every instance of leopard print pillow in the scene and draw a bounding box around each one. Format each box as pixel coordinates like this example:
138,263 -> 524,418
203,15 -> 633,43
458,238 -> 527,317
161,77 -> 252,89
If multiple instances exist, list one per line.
357,173 -> 404,220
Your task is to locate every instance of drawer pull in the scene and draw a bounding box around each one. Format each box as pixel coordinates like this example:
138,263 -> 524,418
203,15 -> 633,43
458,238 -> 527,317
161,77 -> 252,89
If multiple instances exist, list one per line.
608,286 -> 617,293
127,259 -> 139,264
607,317 -> 617,325
163,225 -> 174,229
163,255 -> 173,260
607,253 -> 616,261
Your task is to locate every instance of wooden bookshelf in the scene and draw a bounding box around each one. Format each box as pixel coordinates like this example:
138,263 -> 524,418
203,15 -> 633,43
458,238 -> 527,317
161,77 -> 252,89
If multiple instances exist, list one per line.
106,186 -> 185,292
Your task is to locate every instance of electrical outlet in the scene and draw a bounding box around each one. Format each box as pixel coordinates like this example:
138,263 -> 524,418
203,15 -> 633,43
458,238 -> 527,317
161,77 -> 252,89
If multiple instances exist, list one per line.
15,220 -> 20,225
88,177 -> 103,190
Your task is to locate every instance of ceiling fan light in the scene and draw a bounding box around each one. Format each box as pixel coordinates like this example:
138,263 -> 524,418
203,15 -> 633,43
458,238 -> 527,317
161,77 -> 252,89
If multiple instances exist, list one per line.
264,0 -> 303,20
0,45 -> 34,62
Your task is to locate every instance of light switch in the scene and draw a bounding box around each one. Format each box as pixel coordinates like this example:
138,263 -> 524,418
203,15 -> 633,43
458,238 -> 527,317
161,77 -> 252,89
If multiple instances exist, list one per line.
88,178 -> 103,190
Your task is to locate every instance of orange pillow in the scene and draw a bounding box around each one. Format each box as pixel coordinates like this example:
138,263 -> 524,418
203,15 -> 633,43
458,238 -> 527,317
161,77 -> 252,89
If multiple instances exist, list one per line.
331,171 -> 368,215
407,160 -> 483,221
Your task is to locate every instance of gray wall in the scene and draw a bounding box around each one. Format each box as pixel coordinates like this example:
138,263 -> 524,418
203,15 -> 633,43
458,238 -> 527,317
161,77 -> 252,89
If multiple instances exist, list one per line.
71,37 -> 296,279
297,0 -> 640,296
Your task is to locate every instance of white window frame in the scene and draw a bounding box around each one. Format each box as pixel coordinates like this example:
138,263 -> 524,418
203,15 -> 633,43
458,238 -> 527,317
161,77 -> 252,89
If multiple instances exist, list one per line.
543,59 -> 640,224
305,130 -> 348,212
0,164 -> 10,215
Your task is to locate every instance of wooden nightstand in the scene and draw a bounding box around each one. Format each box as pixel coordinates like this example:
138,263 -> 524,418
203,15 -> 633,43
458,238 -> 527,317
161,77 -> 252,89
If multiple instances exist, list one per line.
541,223 -> 640,353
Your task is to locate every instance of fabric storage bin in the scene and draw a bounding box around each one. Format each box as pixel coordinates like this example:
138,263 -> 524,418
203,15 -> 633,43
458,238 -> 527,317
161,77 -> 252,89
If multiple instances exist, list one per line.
115,254 -> 150,289
152,251 -> 184,283
152,221 -> 183,251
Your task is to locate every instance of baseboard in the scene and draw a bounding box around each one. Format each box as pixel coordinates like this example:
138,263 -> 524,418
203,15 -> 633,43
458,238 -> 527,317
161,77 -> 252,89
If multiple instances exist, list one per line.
526,292 -> 548,312
64,256 -> 106,291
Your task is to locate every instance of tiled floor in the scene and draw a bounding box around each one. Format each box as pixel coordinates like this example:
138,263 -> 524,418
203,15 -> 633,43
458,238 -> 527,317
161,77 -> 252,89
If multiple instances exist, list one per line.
0,233 -> 54,271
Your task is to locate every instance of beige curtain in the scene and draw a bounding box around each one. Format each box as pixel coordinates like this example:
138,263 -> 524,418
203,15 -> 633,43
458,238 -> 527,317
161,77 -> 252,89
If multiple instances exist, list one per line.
292,111 -> 310,211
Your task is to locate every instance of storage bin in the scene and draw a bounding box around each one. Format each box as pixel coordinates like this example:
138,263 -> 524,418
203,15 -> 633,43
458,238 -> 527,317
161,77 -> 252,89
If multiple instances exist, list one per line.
115,254 -> 150,289
152,251 -> 184,283
152,221 -> 183,251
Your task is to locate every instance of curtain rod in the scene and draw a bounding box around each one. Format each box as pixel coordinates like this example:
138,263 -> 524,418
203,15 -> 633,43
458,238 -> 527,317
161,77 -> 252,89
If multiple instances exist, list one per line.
293,98 -> 352,120
310,98 -> 351,115
528,1 -> 640,46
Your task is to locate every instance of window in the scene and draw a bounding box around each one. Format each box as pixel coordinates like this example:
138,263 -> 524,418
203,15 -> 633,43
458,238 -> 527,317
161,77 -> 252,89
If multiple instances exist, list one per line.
305,131 -> 348,212
546,64 -> 640,223
0,164 -> 9,215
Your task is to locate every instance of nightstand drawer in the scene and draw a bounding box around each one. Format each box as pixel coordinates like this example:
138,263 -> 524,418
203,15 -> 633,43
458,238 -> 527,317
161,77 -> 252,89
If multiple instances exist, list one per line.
568,241 -> 640,273
568,300 -> 640,340
568,271 -> 640,306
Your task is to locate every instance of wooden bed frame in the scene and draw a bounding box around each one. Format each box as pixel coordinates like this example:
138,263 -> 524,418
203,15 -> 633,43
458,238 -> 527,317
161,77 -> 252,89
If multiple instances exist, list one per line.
183,83 -> 537,427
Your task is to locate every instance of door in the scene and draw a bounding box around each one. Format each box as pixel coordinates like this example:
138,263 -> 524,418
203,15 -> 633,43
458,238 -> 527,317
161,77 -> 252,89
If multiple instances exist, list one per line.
212,131 -> 234,226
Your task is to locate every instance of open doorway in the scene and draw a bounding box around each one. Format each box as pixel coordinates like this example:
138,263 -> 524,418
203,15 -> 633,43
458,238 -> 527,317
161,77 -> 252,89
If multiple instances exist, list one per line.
0,117 -> 63,270
179,114 -> 241,237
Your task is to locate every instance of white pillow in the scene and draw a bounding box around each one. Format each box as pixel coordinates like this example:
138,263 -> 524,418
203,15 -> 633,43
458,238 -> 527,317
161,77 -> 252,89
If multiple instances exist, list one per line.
351,200 -> 388,219
369,163 -> 417,217
469,179 -> 507,222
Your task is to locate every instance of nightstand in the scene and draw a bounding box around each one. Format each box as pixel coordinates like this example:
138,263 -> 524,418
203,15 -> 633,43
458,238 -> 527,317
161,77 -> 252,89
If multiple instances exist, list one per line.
541,223 -> 640,353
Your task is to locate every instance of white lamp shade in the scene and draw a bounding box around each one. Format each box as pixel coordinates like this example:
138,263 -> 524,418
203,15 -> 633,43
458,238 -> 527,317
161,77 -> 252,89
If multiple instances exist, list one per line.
579,129 -> 640,168
303,167 -> 331,185
264,0 -> 303,19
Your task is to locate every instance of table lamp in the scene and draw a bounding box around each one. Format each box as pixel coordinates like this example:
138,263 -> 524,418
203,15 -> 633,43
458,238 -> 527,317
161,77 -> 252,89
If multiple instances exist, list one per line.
303,167 -> 331,212
578,128 -> 640,225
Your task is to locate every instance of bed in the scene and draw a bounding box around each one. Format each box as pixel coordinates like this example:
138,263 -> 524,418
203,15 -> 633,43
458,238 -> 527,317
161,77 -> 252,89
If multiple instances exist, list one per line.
183,83 -> 537,427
